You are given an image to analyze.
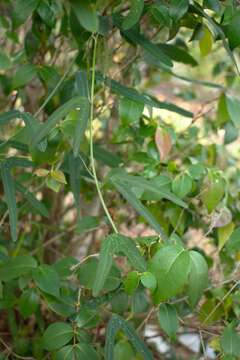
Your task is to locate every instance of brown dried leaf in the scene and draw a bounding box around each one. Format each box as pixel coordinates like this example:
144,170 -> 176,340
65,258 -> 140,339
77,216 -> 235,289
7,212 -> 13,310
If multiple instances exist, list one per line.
155,127 -> 172,161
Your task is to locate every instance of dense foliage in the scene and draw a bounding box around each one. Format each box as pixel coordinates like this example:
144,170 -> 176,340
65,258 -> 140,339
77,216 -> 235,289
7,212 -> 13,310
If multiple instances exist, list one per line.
1,0 -> 240,359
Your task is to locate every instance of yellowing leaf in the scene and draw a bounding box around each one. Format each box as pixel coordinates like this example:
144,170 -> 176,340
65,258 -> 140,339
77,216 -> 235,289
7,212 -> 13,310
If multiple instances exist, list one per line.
199,26 -> 213,57
51,170 -> 67,184
35,169 -> 49,177
155,128 -> 172,161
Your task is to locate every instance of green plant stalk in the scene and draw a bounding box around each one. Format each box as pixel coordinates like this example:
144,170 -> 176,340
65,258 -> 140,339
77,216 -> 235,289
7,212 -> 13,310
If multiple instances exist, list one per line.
89,35 -> 118,234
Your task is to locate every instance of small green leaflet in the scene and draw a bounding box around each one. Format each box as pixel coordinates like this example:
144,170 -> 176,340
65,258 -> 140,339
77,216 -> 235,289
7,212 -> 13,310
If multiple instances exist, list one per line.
158,303 -> 179,339
119,97 -> 144,125
73,97 -> 90,157
0,255 -> 37,281
55,343 -> 99,360
71,0 -> 99,33
124,271 -> 139,295
93,233 -> 146,296
12,64 -> 37,89
42,322 -> 73,351
220,322 -> 240,357
96,72 -> 193,118
0,162 -> 18,241
13,0 -> 40,27
105,314 -> 154,360
122,0 -> 144,30
188,250 -> 208,307
172,173 -> 192,199
226,95 -> 240,127
140,272 -> 157,290
19,288 -> 39,318
31,96 -> 84,147
15,181 -> 49,217
225,227 -> 240,253
0,50 -> 12,70
149,244 -> 190,302
33,264 -> 60,298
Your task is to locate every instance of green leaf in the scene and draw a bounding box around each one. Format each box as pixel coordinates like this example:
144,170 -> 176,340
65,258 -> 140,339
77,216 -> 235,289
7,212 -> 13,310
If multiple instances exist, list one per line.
93,234 -> 146,296
71,0 -> 99,33
149,244 -> 190,302
0,162 -> 18,241
122,0 -> 144,30
92,234 -> 117,296
226,95 -> 240,127
93,145 -> 122,167
172,173 -> 192,199
0,256 -> 37,281
68,152 -> 81,209
124,271 -> 139,295
203,0 -> 221,12
31,96 -> 84,147
105,314 -> 154,360
15,181 -> 49,217
76,216 -> 99,234
218,222 -> 235,251
12,64 -> 37,89
114,340 -> 135,360
224,11 -> 240,50
158,43 -> 198,66
13,0 -> 39,27
188,251 -> 208,307
42,322 -> 73,351
119,97 -> 144,125
0,51 -> 12,70
73,97 -> 90,157
220,322 -> 240,357
158,303 -> 179,339
225,227 -> 240,253
19,288 -> 39,318
199,26 -> 213,56
169,0 -> 189,21
201,174 -> 225,213
54,343 -> 99,360
96,73 -> 193,118
140,272 -> 157,290
33,264 -> 60,298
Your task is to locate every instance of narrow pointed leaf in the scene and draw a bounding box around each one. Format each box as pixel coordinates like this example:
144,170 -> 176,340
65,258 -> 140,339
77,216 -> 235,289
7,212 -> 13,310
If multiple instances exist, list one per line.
188,250 -> 208,307
122,0 -> 144,30
73,97 -> 90,157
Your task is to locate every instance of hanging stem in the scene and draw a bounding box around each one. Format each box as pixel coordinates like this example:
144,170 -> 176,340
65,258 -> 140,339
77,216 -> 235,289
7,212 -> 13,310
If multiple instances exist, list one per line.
89,34 -> 118,234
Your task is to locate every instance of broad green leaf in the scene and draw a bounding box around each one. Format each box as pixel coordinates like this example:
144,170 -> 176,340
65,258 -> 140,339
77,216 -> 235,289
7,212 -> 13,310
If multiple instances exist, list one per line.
31,96 -> 83,147
158,303 -> 179,338
119,97 -> 144,125
225,227 -> 240,253
105,314 -> 154,360
220,323 -> 240,357
201,175 -> 225,213
19,288 -> 39,318
140,272 -> 157,290
199,26 -> 213,56
51,170 -> 67,184
0,256 -> 37,281
224,11 -> 240,50
12,64 -> 37,89
73,97 -> 90,157
76,216 -> 99,234
0,51 -> 11,70
124,271 -> 139,295
54,257 -> 78,278
149,244 -> 190,302
188,250 -> 208,307
122,0 -> 144,30
226,95 -> 240,127
71,0 -> 99,33
54,343 -> 99,360
0,162 -> 17,241
114,340 -> 135,360
15,181 -> 49,217
218,222 -> 235,251
96,72 -> 193,117
33,264 -> 60,298
42,322 -> 73,351
172,173 -> 192,199
13,0 -> 39,27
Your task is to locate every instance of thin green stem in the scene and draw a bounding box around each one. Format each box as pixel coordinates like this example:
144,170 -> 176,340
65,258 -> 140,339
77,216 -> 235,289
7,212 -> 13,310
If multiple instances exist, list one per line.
89,35 -> 118,234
